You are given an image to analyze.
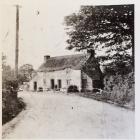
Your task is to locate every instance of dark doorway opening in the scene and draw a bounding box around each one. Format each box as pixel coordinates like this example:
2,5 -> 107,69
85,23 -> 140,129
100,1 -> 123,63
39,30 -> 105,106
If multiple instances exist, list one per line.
51,79 -> 55,89
82,79 -> 87,91
58,79 -> 62,89
34,81 -> 37,91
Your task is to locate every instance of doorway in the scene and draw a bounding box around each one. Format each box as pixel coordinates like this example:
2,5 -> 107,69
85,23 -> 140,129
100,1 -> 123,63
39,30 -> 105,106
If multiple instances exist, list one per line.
82,79 -> 87,91
51,79 -> 55,89
34,81 -> 37,91
58,79 -> 62,89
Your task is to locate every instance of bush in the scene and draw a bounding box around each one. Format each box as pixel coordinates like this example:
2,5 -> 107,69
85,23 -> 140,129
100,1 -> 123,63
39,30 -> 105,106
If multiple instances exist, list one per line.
102,72 -> 135,108
2,90 -> 25,125
67,85 -> 79,93
2,55 -> 26,124
2,79 -> 25,124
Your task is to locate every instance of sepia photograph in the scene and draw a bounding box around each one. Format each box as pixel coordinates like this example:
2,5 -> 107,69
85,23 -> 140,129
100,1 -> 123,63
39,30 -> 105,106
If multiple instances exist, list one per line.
1,0 -> 135,139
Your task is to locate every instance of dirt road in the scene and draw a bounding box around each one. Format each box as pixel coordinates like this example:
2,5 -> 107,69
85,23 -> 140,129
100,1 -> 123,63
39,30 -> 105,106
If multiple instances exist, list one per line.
2,92 -> 134,139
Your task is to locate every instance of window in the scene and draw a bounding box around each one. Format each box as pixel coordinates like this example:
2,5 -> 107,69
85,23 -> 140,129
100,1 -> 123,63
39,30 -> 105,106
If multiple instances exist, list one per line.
66,79 -> 71,86
43,79 -> 46,85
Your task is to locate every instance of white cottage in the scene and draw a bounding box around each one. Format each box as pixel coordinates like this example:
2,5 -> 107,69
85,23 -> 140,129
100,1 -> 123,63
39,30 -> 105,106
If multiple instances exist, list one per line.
29,50 -> 103,92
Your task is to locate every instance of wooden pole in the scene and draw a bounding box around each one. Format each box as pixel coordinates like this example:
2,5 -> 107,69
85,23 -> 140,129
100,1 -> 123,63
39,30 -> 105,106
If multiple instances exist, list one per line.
15,5 -> 20,79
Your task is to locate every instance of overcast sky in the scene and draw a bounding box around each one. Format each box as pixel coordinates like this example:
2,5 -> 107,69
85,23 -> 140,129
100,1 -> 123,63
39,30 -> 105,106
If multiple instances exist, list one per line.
1,0 -> 135,69
1,0 -> 82,69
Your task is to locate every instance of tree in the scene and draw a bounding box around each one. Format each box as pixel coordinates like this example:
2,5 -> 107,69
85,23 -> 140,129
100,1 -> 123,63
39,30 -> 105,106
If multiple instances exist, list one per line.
18,64 -> 35,84
2,54 -> 15,82
2,54 -> 17,90
64,5 -> 134,73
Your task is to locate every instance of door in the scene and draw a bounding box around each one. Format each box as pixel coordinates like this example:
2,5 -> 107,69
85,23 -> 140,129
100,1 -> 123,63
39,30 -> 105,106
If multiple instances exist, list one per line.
58,79 -> 62,89
82,79 -> 87,90
51,79 -> 55,89
34,81 -> 37,91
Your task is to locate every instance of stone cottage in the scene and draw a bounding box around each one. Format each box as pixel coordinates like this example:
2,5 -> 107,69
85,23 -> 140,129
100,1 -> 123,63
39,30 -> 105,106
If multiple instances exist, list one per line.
29,50 -> 103,92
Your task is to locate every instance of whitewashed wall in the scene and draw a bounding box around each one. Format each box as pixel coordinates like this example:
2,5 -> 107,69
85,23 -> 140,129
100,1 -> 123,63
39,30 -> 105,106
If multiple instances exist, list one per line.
29,68 -> 81,91
29,72 -> 44,91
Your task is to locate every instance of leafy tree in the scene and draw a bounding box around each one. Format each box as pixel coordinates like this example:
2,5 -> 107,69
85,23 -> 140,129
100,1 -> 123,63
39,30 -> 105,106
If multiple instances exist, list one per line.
2,54 -> 17,90
18,64 -> 35,84
64,5 -> 134,73
2,54 -> 15,82
2,54 -> 35,86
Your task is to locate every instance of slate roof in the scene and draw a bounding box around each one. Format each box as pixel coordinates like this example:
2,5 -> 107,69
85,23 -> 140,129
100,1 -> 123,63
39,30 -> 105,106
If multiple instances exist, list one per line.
38,54 -> 90,72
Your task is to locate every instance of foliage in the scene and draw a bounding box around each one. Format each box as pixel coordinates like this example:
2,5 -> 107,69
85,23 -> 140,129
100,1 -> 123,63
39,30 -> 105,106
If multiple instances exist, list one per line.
18,64 -> 35,84
103,63 -> 133,75
79,72 -> 134,109
2,54 -> 17,90
2,54 -> 35,86
2,90 -> 25,124
3,80 -> 18,92
67,85 -> 79,93
102,72 -> 134,108
64,5 -> 134,69
2,54 -> 26,124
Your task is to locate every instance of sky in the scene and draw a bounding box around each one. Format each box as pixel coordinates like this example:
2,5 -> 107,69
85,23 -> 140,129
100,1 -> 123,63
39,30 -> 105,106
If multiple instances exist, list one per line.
1,0 -> 136,69
1,0 -> 83,69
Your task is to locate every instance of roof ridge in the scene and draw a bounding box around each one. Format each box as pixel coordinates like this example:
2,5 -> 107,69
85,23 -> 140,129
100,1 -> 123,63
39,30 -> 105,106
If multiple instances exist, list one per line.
49,53 -> 87,59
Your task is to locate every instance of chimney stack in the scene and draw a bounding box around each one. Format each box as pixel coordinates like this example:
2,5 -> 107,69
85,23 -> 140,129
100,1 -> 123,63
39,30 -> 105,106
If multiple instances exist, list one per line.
44,55 -> 50,63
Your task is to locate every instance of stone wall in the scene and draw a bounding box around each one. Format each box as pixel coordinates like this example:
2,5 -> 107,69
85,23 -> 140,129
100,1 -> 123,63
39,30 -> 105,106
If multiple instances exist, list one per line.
81,71 -> 93,90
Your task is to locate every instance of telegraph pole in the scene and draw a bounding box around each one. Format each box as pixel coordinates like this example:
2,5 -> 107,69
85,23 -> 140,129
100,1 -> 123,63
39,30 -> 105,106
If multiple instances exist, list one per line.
15,5 -> 21,79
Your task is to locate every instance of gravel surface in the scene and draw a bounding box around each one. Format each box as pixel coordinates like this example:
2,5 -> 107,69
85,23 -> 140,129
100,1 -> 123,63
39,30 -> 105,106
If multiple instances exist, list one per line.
2,91 -> 135,139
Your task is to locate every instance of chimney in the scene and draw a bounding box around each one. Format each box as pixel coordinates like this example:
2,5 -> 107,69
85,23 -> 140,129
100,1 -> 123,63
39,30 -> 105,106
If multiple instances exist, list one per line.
87,49 -> 95,57
44,55 -> 50,63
